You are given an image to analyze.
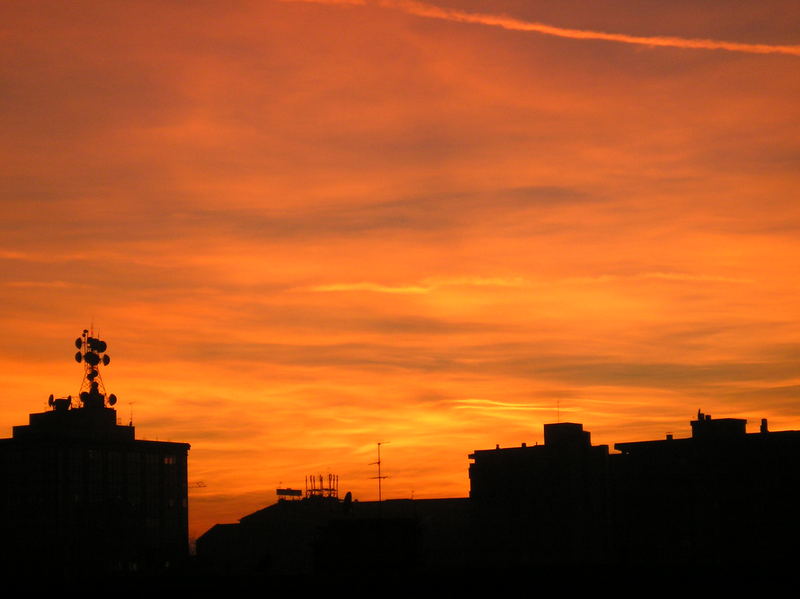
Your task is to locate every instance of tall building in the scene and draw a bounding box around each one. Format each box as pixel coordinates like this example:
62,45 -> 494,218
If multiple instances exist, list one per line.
0,330 -> 190,575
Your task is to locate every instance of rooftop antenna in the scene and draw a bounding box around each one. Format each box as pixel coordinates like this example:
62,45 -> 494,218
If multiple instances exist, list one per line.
370,441 -> 390,503
73,328 -> 117,409
305,473 -> 338,498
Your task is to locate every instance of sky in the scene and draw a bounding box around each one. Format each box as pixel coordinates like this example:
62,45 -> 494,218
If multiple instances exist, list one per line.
2,0 -> 799,539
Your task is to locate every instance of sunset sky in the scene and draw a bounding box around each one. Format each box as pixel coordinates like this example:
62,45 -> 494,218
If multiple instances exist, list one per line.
2,1 -> 799,539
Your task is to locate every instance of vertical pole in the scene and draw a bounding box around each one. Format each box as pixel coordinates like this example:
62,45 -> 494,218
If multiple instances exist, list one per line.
377,442 -> 382,503
370,441 -> 388,503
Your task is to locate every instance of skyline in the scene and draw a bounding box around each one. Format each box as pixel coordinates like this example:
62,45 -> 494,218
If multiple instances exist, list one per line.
2,1 -> 799,539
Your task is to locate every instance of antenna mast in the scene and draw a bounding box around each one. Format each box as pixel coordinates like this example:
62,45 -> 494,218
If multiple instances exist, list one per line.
370,441 -> 389,502
70,328 -> 117,409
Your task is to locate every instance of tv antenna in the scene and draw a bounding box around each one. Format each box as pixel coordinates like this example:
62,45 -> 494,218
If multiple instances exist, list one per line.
370,441 -> 390,502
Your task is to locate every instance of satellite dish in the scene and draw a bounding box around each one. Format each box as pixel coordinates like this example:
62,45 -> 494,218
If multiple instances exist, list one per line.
80,391 -> 90,402
75,338 -> 82,349
109,394 -> 117,406
82,329 -> 88,335
87,369 -> 97,381
84,352 -> 100,366
96,340 -> 107,353
75,351 -> 82,363
103,354 -> 110,366
48,394 -> 54,406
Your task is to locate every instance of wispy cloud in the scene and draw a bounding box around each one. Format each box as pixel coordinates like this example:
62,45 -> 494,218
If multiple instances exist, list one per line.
0,250 -> 93,263
642,272 -> 754,284
303,272 -> 751,294
425,276 -> 530,288
306,282 -> 431,294
5,280 -> 82,288
451,398 -> 554,412
303,276 -> 532,294
287,0 -> 800,56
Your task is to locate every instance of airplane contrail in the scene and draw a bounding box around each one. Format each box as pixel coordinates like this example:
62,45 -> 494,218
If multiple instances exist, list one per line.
285,0 -> 800,57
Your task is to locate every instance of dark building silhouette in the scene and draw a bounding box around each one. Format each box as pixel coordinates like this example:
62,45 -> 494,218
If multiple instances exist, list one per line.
469,422 -> 612,564
197,490 -> 470,576
0,330 -> 190,575
198,412 -> 800,573
613,411 -> 800,564
470,412 -> 800,565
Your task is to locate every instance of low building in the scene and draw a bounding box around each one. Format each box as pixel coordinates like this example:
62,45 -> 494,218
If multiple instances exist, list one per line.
197,492 -> 471,575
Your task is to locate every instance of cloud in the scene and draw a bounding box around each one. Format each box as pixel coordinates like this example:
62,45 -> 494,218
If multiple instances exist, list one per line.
642,272 -> 754,284
304,275 -> 532,294
4,280 -> 81,288
306,282 -> 430,294
303,271 -> 752,295
451,398 -> 553,412
287,0 -> 800,56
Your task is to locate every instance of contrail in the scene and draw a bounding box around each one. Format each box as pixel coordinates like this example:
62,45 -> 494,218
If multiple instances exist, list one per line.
285,0 -> 800,57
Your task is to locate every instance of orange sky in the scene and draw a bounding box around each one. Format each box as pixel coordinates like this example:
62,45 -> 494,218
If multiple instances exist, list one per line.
2,1 -> 799,540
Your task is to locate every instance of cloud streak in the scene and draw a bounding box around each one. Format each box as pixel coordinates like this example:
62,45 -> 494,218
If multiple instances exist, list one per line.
307,282 -> 431,294
304,276 -> 533,294
303,272 -> 752,295
289,0 -> 800,56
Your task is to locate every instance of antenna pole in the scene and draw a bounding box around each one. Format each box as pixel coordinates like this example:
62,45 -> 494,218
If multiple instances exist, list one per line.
377,443 -> 382,502
370,441 -> 389,502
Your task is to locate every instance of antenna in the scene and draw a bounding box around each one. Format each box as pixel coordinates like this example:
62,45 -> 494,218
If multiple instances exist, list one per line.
305,473 -> 338,498
370,441 -> 390,502
73,328 -> 117,409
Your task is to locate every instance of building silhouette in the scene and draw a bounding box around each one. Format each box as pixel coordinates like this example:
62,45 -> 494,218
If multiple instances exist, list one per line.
469,422 -> 612,565
0,330 -> 190,575
198,411 -> 800,572
197,478 -> 471,576
613,411 -> 800,563
470,412 -> 800,565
